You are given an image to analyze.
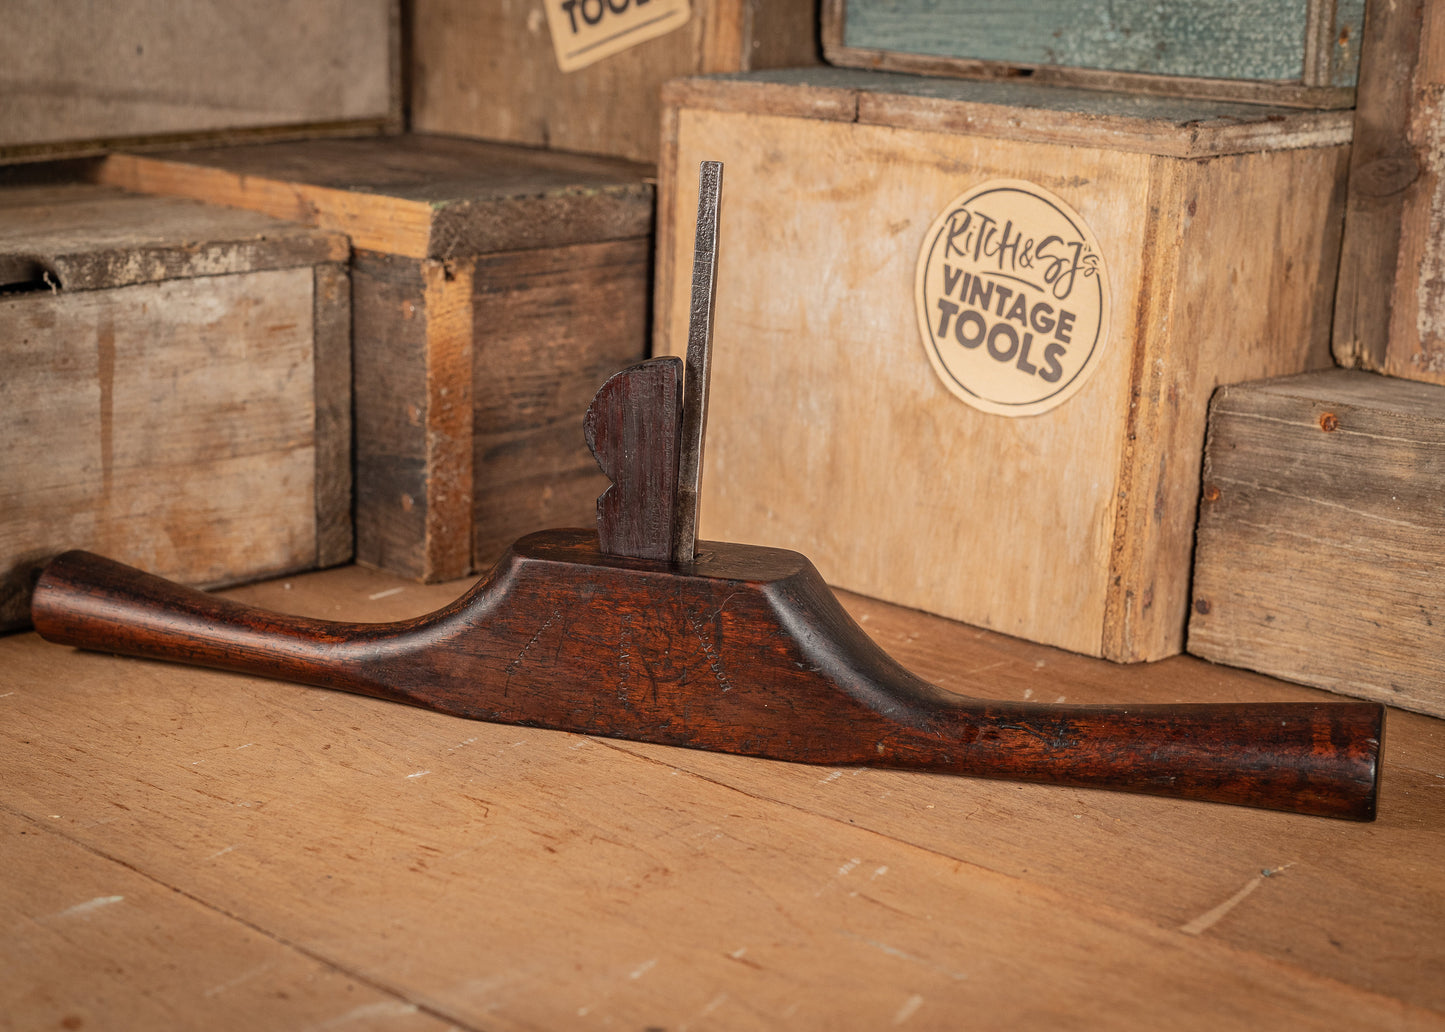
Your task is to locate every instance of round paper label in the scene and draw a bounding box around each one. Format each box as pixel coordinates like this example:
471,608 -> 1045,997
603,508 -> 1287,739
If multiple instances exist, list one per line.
915,180 -> 1110,416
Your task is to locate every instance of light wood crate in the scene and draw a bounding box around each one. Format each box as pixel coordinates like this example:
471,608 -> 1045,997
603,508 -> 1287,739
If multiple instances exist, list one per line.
99,135 -> 655,582
656,69 -> 1352,661
1189,370 -> 1445,718
821,0 -> 1361,109
409,0 -> 818,164
0,183 -> 351,630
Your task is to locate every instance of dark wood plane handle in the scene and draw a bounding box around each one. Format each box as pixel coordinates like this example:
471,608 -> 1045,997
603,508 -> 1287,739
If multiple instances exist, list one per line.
31,540 -> 1384,821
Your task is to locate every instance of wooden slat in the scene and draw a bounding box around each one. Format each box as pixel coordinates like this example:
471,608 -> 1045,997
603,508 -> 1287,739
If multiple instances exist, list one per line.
0,0 -> 397,158
1332,0 -> 1445,387
0,184 -> 347,291
313,264 -> 354,569
1188,370 -> 1445,718
0,565 -> 1439,1027
666,70 -> 1355,158
470,239 -> 652,565
97,136 -> 654,260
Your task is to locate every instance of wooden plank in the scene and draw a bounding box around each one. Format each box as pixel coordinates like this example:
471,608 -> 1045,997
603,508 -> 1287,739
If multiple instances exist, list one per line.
351,254 -> 435,580
1,568 -> 1442,1027
654,81 -> 1345,660
0,269 -> 325,630
408,0 -> 819,164
0,184 -> 348,291
313,264 -> 354,569
821,0 -> 1359,108
1188,370 -> 1445,718
1333,0 -> 1445,387
470,239 -> 651,564
0,0 -> 398,158
666,69 -> 1354,158
97,136 -> 654,261
0,810 -> 451,1031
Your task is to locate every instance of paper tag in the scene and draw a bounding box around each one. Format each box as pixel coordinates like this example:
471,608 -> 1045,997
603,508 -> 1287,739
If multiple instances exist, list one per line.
915,180 -> 1110,417
543,0 -> 690,72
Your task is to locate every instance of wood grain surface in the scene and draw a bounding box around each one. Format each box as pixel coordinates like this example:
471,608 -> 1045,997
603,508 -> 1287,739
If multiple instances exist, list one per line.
0,254 -> 346,630
408,0 -> 819,164
654,74 -> 1344,661
1332,0 -> 1445,386
2,562 -> 1441,1028
0,0 -> 398,160
1189,370 -> 1445,718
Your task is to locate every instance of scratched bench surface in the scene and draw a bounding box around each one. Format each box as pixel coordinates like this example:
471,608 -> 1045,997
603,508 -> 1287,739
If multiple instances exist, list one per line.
1,563 -> 1441,1030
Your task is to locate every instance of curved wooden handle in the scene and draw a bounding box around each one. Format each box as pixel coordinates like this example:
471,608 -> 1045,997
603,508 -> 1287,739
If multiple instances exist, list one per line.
30,551 -> 375,689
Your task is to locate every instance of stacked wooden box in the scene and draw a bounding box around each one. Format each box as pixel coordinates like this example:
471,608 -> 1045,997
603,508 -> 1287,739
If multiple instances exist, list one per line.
0,0 -> 399,162
655,69 -> 1349,661
98,135 -> 656,581
0,183 -> 351,629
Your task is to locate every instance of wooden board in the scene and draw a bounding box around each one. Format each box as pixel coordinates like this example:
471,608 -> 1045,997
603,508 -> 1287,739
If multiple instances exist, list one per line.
0,0 -> 398,162
821,0 -> 1359,108
1188,370 -> 1445,718
656,72 -> 1346,661
0,184 -> 351,631
0,562 -> 1441,1027
1332,0 -> 1445,386
97,136 -> 654,260
408,0 -> 820,164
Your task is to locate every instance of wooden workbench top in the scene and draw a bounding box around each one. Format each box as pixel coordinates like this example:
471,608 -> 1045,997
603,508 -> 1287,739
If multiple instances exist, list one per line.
2,562 -> 1441,1030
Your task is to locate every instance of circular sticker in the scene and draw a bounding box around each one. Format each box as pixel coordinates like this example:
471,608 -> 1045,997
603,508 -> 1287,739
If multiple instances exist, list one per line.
915,180 -> 1110,416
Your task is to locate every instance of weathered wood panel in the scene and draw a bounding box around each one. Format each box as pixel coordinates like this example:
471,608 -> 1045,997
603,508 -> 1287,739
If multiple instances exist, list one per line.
0,0 -> 398,161
471,239 -> 652,564
1189,371 -> 1445,718
656,73 -> 1345,661
409,0 -> 820,163
0,564 -> 1440,1026
0,270 -> 321,629
1333,0 -> 1445,386
822,0 -> 1360,108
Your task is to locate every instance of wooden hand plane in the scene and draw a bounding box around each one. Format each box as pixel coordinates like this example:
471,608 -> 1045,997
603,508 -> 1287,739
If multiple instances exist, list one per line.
30,162 -> 1383,820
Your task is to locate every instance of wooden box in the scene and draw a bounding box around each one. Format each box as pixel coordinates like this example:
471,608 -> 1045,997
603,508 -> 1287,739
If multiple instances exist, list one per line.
821,0 -> 1362,109
409,0 -> 819,164
1,0 -> 398,163
0,183 -> 351,630
99,135 -> 655,581
1189,371 -> 1445,718
1332,0 -> 1445,387
656,69 -> 1352,661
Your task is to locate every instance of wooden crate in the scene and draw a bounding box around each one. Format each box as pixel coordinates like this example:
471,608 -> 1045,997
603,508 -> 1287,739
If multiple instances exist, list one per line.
656,69 -> 1352,662
1188,371 -> 1445,718
99,135 -> 655,581
1332,0 -> 1445,386
0,0 -> 398,163
0,183 -> 351,631
821,0 -> 1361,108
409,0 -> 819,164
